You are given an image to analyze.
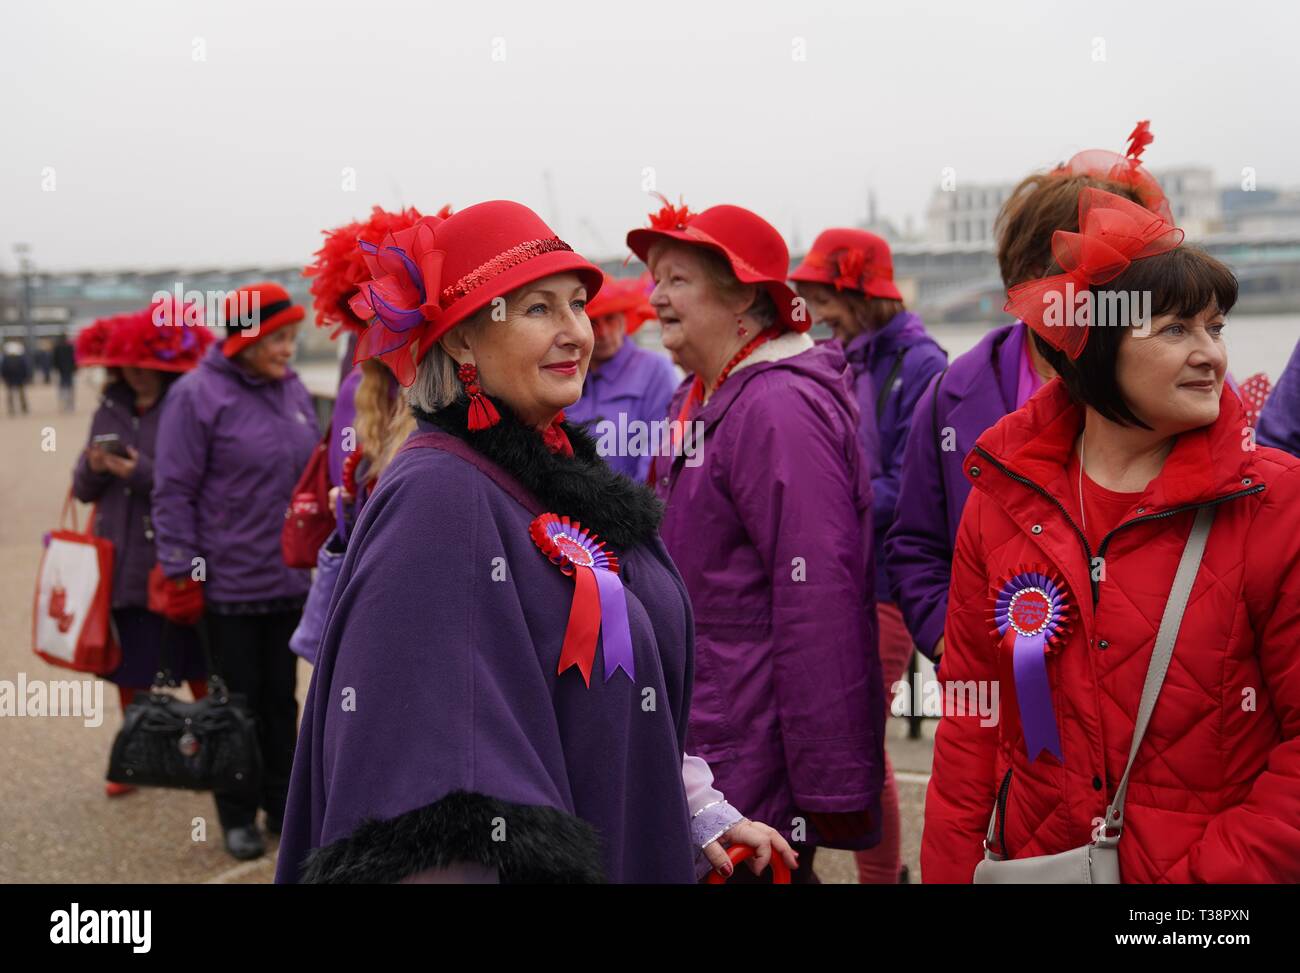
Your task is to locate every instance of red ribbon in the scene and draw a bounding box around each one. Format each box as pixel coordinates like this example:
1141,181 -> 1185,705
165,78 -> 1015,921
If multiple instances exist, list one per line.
557,563 -> 601,685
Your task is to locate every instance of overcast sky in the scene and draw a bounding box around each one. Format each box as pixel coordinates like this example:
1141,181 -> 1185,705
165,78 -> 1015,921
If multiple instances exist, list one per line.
3,0 -> 1297,272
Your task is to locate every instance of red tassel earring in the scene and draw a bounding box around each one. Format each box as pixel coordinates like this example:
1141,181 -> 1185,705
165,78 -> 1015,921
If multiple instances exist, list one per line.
458,361 -> 500,431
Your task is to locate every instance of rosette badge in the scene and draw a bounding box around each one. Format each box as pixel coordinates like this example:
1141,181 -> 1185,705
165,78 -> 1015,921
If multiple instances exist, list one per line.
991,565 -> 1073,764
530,514 -> 634,686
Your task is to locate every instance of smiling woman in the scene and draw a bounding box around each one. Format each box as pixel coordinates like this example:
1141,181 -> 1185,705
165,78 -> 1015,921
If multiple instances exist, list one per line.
923,190 -> 1300,884
276,200 -> 798,884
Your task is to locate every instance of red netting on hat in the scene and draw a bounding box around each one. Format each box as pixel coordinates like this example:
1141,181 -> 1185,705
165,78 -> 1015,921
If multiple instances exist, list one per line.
304,205 -> 447,338
1004,188 -> 1184,359
347,215 -> 450,387
1059,120 -> 1172,223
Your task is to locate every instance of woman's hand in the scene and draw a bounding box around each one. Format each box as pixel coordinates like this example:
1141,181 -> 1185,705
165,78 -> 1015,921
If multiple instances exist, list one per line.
702,818 -> 799,879
86,444 -> 110,474
102,445 -> 139,480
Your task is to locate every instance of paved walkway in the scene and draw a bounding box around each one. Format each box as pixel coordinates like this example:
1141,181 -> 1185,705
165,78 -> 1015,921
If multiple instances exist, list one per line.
0,375 -> 933,883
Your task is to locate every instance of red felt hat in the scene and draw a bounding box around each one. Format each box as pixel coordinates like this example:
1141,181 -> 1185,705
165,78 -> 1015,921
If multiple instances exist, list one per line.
625,197 -> 805,332
304,205 -> 448,339
221,282 -> 306,358
585,272 -> 656,334
105,297 -> 215,373
789,228 -> 903,301
74,314 -> 123,368
348,200 -> 605,386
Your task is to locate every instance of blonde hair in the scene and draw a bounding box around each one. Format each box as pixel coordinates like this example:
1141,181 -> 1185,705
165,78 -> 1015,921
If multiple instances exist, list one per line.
354,359 -> 415,484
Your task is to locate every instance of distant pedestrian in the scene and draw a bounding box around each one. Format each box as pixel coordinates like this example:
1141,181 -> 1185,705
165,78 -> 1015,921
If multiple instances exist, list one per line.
52,331 -> 77,412
2,341 -> 31,416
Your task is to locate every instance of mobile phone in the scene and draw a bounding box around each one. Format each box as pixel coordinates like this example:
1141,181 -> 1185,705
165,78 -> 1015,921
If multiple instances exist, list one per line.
92,434 -> 131,458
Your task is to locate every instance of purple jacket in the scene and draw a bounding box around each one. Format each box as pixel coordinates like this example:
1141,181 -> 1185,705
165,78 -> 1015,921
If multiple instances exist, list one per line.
1257,337 -> 1300,457
71,381 -> 166,608
152,342 -> 318,602
277,422 -> 697,883
653,337 -> 884,845
327,364 -> 362,489
566,340 -> 680,482
842,311 -> 948,599
884,321 -> 1026,658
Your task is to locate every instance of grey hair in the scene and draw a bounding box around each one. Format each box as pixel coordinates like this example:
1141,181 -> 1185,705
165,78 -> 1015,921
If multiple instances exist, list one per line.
405,309 -> 487,414
647,238 -> 779,328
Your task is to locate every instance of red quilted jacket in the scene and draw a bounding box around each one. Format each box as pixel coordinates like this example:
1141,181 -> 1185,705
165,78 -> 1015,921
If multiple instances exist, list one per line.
922,379 -> 1300,883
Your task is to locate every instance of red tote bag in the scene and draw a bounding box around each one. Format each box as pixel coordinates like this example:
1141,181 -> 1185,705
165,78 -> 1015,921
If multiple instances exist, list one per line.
280,434 -> 336,569
32,493 -> 121,674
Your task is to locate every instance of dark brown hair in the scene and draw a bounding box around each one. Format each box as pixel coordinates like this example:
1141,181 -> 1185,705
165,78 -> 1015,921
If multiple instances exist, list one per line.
996,173 -> 1145,290
1038,246 -> 1239,428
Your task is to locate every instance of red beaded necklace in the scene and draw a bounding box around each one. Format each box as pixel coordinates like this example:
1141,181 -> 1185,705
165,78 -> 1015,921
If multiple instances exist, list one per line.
680,325 -> 782,419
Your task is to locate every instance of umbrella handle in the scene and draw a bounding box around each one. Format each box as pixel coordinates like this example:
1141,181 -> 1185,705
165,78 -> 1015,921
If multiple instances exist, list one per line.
704,843 -> 792,885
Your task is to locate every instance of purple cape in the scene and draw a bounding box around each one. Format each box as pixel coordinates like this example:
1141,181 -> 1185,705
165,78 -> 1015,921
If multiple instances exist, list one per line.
275,427 -> 697,883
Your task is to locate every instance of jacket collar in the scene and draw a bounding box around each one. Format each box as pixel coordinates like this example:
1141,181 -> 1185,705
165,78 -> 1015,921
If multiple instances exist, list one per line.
413,396 -> 664,552
842,311 -> 922,367
971,377 -> 1260,511
205,341 -> 298,389
588,338 -> 638,386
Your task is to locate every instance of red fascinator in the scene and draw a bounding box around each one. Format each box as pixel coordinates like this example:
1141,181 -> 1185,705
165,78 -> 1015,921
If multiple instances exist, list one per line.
626,195 -> 806,332
105,297 -> 214,373
789,228 -> 903,301
1058,120 -> 1173,223
304,205 -> 444,338
1003,188 -> 1184,359
348,200 -> 604,386
584,272 -> 655,334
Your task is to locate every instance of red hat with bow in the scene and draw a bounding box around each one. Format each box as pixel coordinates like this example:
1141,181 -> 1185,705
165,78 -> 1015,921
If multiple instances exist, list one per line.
1004,188 -> 1184,359
348,200 -> 604,386
1058,120 -> 1172,224
105,296 -> 215,372
584,272 -> 655,334
304,205 -> 448,339
625,196 -> 807,332
789,228 -> 903,301
221,282 -> 306,358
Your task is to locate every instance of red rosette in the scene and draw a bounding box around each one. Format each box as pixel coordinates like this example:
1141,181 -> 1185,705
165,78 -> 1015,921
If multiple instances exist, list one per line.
529,513 -> 619,577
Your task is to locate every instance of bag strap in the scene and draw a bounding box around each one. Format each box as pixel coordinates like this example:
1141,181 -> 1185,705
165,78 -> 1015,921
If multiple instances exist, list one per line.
1098,504 -> 1216,846
398,430 -> 545,516
875,347 -> 909,417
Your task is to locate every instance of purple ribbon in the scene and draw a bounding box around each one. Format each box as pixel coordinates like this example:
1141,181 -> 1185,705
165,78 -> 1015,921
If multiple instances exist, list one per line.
994,571 -> 1068,763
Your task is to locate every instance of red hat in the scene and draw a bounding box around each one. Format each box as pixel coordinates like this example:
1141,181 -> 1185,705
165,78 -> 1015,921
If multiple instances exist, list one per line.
1004,188 -> 1183,359
585,272 -> 655,334
625,196 -> 806,332
348,200 -> 604,386
304,205 -> 448,338
74,314 -> 123,368
221,282 -> 306,358
789,228 -> 903,301
1057,120 -> 1173,223
105,297 -> 216,372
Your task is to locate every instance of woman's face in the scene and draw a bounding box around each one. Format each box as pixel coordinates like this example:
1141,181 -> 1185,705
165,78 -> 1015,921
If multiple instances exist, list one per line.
238,324 -> 299,381
796,282 -> 863,343
1116,304 -> 1227,435
459,272 -> 592,428
591,313 -> 627,365
121,366 -> 163,400
648,244 -> 748,375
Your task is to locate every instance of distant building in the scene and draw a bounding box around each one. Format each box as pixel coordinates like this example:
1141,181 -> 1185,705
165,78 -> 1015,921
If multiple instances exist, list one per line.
925,184 -> 1012,246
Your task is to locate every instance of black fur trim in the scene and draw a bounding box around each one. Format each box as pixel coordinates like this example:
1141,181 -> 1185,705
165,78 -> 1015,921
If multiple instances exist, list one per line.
412,396 -> 663,551
299,790 -> 606,884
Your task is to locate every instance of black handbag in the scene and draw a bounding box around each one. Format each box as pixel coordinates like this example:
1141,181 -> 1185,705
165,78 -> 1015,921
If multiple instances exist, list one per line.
106,618 -> 261,793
